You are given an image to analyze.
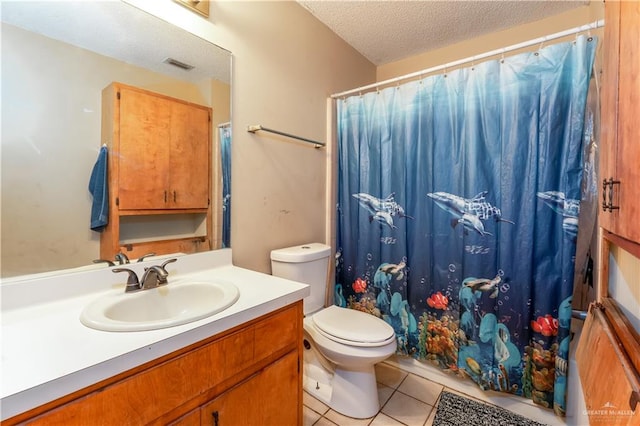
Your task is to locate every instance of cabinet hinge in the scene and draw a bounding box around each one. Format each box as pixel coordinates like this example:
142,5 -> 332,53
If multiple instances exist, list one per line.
117,91 -> 120,100
116,197 -> 119,206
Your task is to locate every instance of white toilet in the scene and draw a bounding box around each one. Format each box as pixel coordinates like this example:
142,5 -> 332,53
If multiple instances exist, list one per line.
271,243 -> 397,419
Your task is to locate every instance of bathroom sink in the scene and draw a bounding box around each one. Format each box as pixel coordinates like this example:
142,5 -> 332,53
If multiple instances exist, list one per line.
80,280 -> 240,332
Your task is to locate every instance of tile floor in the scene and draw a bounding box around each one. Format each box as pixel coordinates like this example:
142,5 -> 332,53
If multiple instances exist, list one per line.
303,362 -> 521,426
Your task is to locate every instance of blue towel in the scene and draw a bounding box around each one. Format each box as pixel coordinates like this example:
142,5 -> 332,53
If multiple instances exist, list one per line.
89,145 -> 109,232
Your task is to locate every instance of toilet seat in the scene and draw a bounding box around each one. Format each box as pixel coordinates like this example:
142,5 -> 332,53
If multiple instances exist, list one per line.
311,305 -> 396,347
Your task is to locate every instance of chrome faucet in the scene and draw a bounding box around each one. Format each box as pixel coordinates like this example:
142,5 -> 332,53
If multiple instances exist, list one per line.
140,265 -> 169,290
113,258 -> 177,293
112,267 -> 141,293
115,252 -> 130,265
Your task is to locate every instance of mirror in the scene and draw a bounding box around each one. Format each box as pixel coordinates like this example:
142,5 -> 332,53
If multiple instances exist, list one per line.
1,1 -> 232,278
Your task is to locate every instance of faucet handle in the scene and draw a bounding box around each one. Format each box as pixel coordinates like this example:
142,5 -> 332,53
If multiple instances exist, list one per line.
136,252 -> 157,263
160,258 -> 178,271
113,268 -> 140,292
93,259 -> 115,267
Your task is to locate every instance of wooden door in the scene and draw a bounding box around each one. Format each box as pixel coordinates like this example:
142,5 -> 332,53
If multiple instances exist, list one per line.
615,0 -> 640,242
118,87 -> 171,210
169,101 -> 210,209
200,351 -> 299,426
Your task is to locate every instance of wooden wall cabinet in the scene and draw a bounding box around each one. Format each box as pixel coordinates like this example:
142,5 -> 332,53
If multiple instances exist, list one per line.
100,83 -> 213,259
599,0 -> 640,243
7,303 -> 303,426
579,2 -> 640,424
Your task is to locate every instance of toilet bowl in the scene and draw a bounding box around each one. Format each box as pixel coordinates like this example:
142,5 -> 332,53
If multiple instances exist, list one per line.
271,243 -> 397,419
303,306 -> 397,418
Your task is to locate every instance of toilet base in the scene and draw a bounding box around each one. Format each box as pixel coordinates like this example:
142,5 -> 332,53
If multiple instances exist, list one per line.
304,346 -> 380,419
330,366 -> 380,418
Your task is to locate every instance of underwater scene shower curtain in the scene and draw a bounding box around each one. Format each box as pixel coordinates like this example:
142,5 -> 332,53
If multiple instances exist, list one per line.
335,36 -> 596,416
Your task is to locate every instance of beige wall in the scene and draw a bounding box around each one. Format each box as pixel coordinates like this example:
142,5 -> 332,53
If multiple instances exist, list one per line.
377,3 -> 604,82
127,0 -> 376,273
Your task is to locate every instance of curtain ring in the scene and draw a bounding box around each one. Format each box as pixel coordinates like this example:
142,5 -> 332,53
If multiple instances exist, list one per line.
500,51 -> 505,64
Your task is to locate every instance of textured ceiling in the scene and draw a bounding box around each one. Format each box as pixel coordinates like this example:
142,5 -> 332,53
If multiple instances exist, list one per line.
298,0 -> 587,65
0,1 -> 231,84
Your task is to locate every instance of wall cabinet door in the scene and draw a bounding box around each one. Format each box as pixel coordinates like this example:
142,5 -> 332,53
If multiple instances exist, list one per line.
169,100 -> 211,209
118,86 -> 210,210
119,86 -> 172,209
600,0 -> 640,242
200,351 -> 299,426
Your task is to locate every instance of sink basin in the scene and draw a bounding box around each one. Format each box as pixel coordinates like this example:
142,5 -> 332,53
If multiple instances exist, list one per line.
80,280 -> 239,332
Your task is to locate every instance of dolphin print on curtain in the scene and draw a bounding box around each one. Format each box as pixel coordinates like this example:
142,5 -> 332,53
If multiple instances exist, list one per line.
335,36 -> 596,416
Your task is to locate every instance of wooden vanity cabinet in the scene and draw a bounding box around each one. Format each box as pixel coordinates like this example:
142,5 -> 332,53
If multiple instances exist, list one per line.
8,303 -> 303,426
100,82 -> 213,259
199,351 -> 299,426
599,0 -> 640,242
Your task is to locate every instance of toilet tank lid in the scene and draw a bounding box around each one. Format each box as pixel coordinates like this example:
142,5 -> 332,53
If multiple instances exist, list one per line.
270,243 -> 331,263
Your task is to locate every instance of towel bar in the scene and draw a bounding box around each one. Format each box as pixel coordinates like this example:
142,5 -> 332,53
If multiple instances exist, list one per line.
247,125 -> 324,148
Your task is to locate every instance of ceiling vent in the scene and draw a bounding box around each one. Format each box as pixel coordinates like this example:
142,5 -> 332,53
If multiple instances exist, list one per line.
163,57 -> 195,71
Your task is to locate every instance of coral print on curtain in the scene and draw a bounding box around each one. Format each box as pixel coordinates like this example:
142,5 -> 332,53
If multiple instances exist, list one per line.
335,35 -> 597,416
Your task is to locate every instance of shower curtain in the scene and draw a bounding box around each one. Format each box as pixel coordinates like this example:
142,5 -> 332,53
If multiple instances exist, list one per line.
335,36 -> 596,416
219,125 -> 232,248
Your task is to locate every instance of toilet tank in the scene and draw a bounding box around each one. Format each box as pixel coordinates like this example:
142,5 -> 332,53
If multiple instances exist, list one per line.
270,243 -> 331,314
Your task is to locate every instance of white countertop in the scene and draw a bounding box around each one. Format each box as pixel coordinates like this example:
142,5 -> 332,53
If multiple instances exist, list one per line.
0,249 -> 309,420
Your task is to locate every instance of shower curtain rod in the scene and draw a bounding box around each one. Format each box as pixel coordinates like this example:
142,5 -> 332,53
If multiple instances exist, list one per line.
331,19 -> 604,99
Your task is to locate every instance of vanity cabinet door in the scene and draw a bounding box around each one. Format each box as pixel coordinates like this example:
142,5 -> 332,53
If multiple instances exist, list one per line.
168,408 -> 201,426
200,351 -> 299,426
116,85 -> 211,211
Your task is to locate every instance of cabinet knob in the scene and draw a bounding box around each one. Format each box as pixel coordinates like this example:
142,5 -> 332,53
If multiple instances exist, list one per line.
212,411 -> 219,426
